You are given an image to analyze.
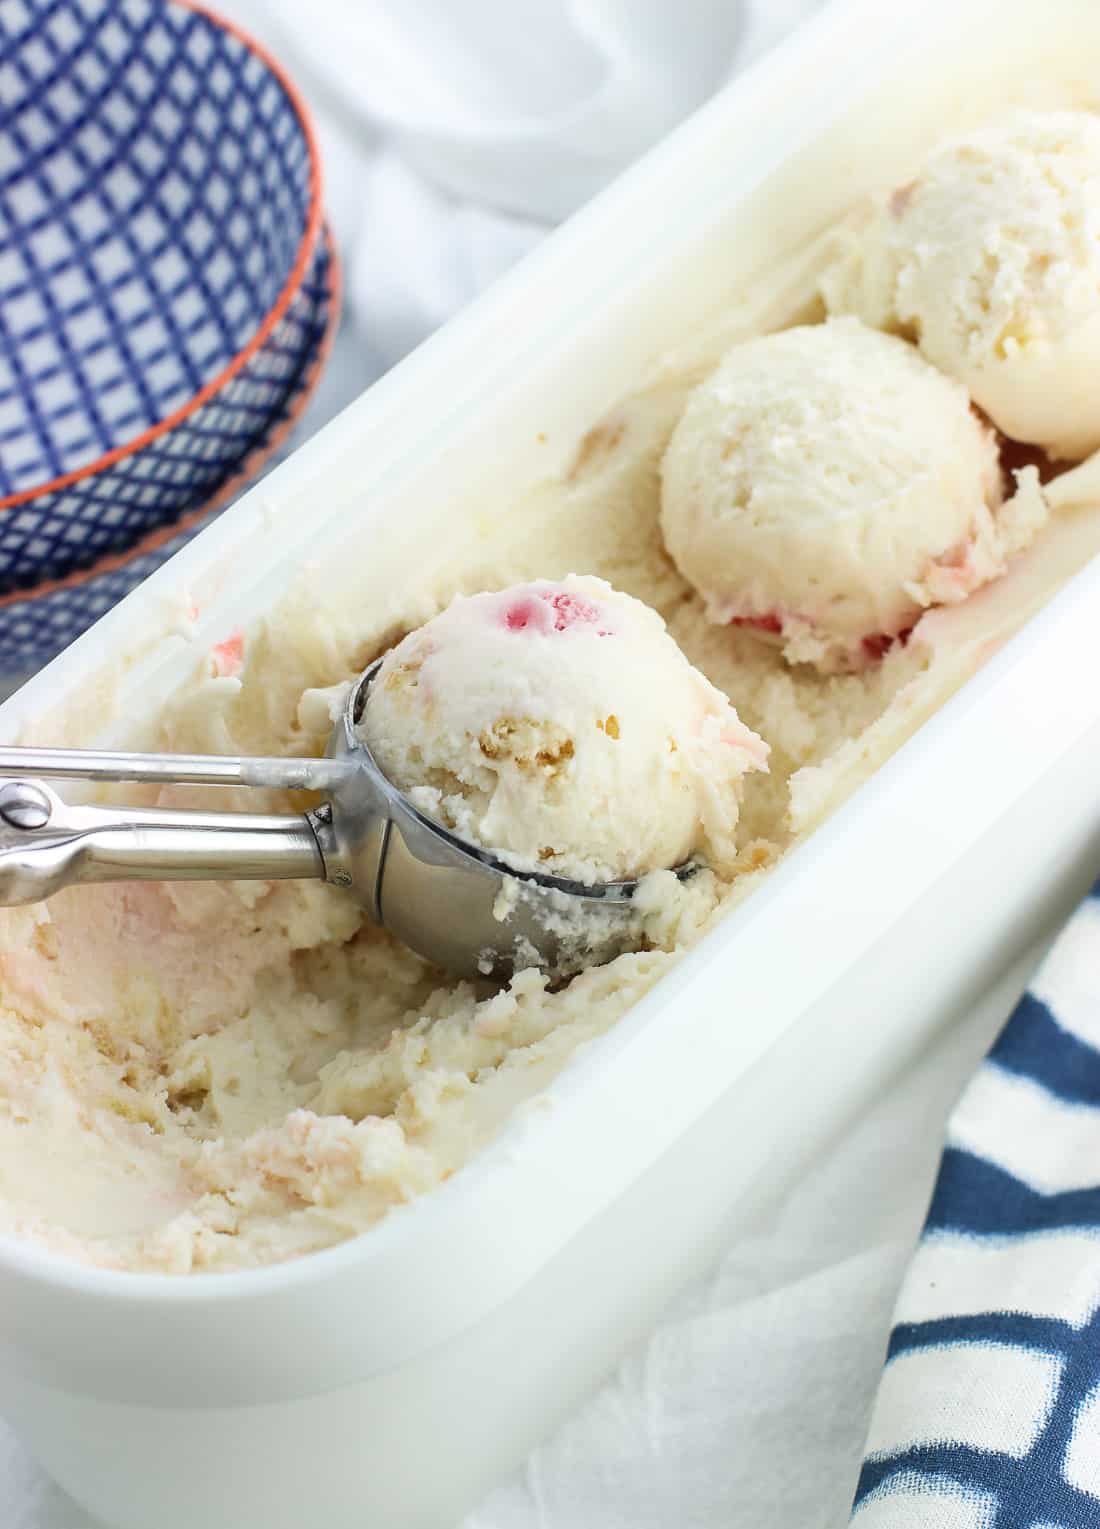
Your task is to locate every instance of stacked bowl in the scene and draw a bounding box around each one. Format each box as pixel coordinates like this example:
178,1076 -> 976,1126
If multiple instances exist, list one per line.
0,0 -> 338,670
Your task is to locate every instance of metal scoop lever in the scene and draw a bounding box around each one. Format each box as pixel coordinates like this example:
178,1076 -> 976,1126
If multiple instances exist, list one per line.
0,779 -> 326,901
0,736 -> 358,902
0,663 -> 648,978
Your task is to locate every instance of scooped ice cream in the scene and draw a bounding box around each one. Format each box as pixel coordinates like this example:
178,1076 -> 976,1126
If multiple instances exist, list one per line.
359,575 -> 768,884
659,317 -> 1047,672
821,110 -> 1100,460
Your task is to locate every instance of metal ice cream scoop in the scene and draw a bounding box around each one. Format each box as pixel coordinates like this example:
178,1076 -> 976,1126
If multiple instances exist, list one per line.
0,661 -> 649,978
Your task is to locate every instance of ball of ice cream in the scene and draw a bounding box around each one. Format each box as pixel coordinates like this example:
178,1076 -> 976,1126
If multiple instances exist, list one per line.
821,110 -> 1100,460
359,575 -> 768,884
659,317 -> 1046,673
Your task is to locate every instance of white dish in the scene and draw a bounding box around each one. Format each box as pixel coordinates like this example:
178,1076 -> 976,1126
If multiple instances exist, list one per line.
5,1 -> 1100,1525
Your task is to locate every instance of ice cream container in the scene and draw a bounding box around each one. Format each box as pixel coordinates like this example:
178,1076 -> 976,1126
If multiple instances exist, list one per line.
2,0 -> 1099,1525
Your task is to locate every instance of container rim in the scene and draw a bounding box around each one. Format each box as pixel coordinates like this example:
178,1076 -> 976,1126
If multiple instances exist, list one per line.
0,0 -> 325,514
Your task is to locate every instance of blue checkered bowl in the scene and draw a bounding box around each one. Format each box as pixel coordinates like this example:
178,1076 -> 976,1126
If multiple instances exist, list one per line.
0,223 -> 338,671
0,0 -> 324,594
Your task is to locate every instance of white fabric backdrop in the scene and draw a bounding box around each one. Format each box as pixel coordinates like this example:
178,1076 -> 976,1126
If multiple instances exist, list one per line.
0,4 -> 1039,1525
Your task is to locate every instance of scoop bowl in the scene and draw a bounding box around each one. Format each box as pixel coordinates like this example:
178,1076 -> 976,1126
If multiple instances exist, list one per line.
0,662 -> 651,978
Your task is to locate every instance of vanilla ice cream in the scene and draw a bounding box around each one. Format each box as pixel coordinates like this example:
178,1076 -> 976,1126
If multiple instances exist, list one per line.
822,110 -> 1100,461
659,317 -> 1047,672
360,576 -> 768,884
0,354 -> 925,1272
3,112 -> 1100,1276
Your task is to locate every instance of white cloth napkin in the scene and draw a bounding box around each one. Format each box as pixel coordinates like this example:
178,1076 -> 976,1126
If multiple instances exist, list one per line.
267,0 -> 827,370
852,887 -> 1100,1526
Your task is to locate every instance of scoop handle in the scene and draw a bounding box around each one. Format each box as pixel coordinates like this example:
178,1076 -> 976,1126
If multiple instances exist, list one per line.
0,780 -> 325,906
0,745 -> 352,793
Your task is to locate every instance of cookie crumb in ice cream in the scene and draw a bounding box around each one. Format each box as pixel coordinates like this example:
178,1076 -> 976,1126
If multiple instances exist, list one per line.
359,575 -> 768,885
659,317 -> 1049,672
821,109 -> 1100,460
567,412 -> 628,479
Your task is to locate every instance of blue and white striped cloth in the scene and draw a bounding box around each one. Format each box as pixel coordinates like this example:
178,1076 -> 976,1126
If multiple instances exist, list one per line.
853,881 -> 1100,1527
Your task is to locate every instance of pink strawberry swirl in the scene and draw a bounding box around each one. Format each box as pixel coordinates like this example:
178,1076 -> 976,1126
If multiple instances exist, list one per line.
727,533 -> 998,668
499,586 -> 614,637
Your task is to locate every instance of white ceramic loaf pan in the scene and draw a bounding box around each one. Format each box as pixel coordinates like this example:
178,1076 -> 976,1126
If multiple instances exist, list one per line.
3,1 -> 1100,1525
